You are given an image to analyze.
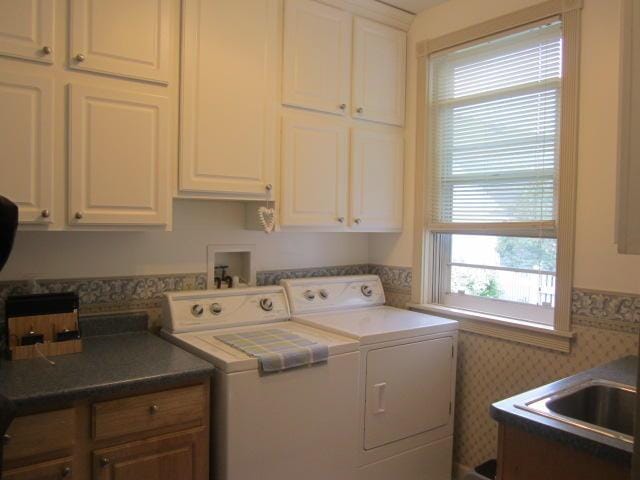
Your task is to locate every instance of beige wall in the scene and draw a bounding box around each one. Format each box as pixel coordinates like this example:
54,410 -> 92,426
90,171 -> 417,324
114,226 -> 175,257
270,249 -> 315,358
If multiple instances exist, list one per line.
369,0 -> 640,295
0,200 -> 369,280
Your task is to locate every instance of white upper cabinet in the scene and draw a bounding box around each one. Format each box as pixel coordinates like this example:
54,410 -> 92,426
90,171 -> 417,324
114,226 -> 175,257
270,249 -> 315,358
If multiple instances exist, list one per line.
69,0 -> 171,83
179,0 -> 278,199
282,0 -> 352,116
281,113 -> 348,227
350,127 -> 403,231
0,72 -> 54,224
0,0 -> 55,63
68,85 -> 170,226
352,17 -> 406,126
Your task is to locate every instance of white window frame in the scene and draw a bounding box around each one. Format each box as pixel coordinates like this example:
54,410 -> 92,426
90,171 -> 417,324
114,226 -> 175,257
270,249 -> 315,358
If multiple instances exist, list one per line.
411,0 -> 583,352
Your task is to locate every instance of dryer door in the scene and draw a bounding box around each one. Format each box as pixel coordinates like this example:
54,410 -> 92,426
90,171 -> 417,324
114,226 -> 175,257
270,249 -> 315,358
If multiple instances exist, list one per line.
364,336 -> 454,450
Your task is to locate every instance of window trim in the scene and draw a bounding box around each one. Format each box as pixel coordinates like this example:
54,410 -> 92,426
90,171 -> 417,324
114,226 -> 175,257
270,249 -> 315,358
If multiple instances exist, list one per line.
412,0 -> 583,352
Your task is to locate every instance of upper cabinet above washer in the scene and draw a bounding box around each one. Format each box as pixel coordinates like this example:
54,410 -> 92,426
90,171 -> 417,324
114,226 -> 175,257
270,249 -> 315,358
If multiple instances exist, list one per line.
282,0 -> 352,117
352,17 -> 406,126
69,0 -> 172,84
0,0 -> 55,63
282,0 -> 407,126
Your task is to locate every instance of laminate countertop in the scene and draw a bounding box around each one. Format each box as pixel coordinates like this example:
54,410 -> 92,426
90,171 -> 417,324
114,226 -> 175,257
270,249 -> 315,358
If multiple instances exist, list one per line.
0,314 -> 214,414
491,355 -> 637,466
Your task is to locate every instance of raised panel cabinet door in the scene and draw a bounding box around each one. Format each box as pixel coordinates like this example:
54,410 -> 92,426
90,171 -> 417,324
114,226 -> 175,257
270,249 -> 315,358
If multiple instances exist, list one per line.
0,0 -> 55,63
280,113 -> 348,227
92,430 -> 206,480
179,0 -> 278,198
352,17 -> 406,126
0,72 -> 54,225
282,0 -> 351,116
69,0 -> 171,83
350,128 -> 403,231
68,84 -> 169,226
3,457 -> 73,480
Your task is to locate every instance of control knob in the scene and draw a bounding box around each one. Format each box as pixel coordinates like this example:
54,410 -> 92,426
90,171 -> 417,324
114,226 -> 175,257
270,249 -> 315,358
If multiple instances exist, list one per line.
191,304 -> 204,317
319,289 -> 329,300
361,285 -> 373,297
210,303 -> 223,315
303,290 -> 316,301
260,298 -> 274,311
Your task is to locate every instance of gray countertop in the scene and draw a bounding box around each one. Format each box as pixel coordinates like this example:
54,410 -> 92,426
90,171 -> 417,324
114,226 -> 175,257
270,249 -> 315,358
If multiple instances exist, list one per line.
491,355 -> 637,466
0,329 -> 215,414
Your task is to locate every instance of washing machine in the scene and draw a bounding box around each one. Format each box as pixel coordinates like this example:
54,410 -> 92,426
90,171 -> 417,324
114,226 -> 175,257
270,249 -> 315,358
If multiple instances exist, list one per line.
161,286 -> 360,480
281,275 -> 459,480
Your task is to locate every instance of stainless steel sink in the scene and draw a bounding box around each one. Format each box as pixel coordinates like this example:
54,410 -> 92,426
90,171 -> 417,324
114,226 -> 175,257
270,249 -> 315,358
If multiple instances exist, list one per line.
517,379 -> 636,443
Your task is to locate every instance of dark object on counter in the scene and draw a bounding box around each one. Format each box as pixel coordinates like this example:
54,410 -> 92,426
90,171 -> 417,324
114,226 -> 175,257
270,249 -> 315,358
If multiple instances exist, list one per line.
0,195 -> 18,272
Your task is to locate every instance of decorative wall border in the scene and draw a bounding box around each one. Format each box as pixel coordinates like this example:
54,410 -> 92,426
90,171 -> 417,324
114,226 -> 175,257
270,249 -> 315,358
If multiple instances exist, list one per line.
1,265 -> 638,334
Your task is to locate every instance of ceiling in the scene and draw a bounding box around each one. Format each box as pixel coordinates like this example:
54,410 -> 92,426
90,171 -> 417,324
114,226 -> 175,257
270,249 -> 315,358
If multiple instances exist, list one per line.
378,0 -> 448,14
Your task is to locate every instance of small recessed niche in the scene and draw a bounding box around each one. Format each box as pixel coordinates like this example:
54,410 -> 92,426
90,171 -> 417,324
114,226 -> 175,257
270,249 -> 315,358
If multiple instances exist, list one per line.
206,244 -> 256,290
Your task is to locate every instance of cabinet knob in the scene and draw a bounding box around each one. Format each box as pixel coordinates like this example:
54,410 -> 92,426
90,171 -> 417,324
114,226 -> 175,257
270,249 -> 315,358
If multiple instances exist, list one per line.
42,46 -> 52,55
339,103 -> 346,110
100,457 -> 111,468
2,434 -> 10,445
41,209 -> 50,218
74,212 -> 83,220
149,403 -> 159,414
354,218 -> 362,224
356,107 -> 364,114
75,53 -> 86,62
61,466 -> 72,477
265,183 -> 273,191
337,217 -> 345,223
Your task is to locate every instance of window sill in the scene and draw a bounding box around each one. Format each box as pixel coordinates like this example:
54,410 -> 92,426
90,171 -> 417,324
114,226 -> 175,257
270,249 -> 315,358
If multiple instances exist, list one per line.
407,303 -> 574,353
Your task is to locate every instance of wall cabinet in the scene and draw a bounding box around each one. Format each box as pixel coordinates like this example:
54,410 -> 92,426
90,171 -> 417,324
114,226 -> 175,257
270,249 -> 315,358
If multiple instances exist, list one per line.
179,0 -> 278,199
350,128 -> 403,231
352,17 -> 406,126
69,0 -> 172,83
280,113 -> 349,227
282,0 -> 352,116
68,85 -> 170,226
0,72 -> 55,225
2,382 -> 210,480
0,0 -> 55,64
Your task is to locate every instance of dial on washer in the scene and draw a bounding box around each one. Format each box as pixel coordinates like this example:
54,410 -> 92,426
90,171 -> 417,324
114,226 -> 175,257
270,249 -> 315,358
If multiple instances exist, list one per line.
260,298 -> 274,311
361,285 -> 373,297
210,303 -> 223,315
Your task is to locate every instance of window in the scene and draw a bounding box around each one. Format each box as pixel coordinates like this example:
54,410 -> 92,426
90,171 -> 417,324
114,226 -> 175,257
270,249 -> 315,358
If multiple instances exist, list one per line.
428,21 -> 562,326
413,1 -> 581,347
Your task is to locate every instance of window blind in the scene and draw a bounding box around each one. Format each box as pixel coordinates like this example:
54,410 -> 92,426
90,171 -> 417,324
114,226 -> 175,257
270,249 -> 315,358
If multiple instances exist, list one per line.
428,21 -> 562,229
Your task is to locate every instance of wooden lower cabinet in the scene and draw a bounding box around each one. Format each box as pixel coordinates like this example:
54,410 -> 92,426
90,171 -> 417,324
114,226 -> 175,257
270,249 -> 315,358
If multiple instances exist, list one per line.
92,430 -> 205,480
1,380 -> 210,480
496,423 -> 630,480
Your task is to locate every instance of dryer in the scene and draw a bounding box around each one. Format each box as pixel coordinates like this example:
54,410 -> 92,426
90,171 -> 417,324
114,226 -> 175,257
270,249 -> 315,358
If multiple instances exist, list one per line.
282,275 -> 459,480
161,286 -> 360,480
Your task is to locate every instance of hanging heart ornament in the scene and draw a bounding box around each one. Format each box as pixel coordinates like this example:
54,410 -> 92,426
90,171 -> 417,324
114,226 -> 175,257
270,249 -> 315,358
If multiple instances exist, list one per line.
258,206 -> 276,233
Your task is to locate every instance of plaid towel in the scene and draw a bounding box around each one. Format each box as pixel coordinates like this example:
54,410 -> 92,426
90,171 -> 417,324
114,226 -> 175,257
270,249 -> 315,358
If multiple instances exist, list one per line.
216,328 -> 329,372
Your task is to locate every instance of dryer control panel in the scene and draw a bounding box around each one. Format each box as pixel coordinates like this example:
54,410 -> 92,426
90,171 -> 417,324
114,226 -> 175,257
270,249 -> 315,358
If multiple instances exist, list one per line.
162,286 -> 290,333
281,275 -> 385,315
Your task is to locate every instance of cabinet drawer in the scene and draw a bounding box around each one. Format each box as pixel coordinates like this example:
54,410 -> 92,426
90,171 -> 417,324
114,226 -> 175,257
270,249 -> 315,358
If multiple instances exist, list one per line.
3,409 -> 75,466
3,457 -> 73,480
92,385 -> 205,441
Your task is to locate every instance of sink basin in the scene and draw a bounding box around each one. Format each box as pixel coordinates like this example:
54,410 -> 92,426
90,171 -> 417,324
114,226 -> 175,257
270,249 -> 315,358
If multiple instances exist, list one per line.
518,380 -> 636,443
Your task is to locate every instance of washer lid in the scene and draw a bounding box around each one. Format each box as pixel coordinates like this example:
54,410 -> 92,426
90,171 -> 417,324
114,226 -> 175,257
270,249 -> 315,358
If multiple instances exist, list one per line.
293,306 -> 458,345
165,321 -> 359,373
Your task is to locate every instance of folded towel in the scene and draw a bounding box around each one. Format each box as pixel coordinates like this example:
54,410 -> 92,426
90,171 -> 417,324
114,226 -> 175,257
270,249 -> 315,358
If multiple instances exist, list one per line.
216,328 -> 329,372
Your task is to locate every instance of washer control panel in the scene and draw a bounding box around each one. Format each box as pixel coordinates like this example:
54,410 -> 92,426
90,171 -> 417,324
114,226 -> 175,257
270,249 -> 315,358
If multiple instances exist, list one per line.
281,275 -> 385,314
163,286 -> 290,333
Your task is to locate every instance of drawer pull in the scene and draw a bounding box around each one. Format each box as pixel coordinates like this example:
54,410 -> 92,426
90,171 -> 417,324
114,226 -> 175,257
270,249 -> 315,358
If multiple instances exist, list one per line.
2,434 -> 10,445
100,457 -> 111,468
61,466 -> 72,477
149,404 -> 159,415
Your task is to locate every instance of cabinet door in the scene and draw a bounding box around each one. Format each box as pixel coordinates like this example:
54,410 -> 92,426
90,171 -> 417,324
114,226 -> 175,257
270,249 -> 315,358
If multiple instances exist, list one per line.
69,0 -> 171,83
3,457 -> 73,480
0,72 -> 54,225
364,337 -> 453,450
352,17 -> 406,126
179,0 -> 278,198
93,430 -> 206,480
282,0 -> 351,116
281,113 -> 348,227
68,84 -> 169,226
0,0 -> 55,63
350,128 -> 403,231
